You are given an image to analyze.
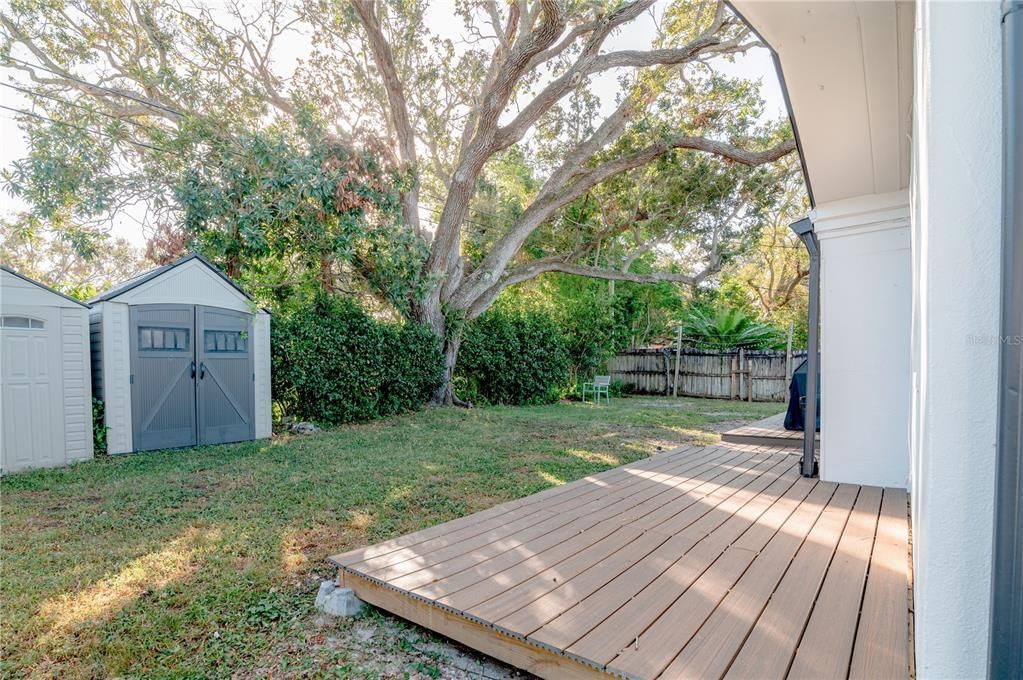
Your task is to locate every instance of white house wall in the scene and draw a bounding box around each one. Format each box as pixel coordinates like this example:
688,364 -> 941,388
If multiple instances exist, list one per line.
910,1 -> 1002,676
813,190 -> 912,488
99,301 -> 134,455
732,1 -> 1006,674
729,1 -> 916,489
253,313 -> 272,440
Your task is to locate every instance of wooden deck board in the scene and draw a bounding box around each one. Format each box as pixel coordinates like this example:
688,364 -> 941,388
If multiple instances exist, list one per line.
338,446 -> 714,571
331,445 -> 709,568
565,469 -> 814,667
606,481 -> 837,679
329,443 -> 912,680
436,449 -> 777,612
660,484 -> 856,680
786,486 -> 882,680
724,484 -> 863,680
531,456 -> 800,653
721,412 -> 819,449
495,456 -> 795,637
849,488 -> 911,680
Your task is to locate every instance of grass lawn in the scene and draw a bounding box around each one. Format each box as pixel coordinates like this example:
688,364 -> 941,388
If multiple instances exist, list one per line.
1,397 -> 779,679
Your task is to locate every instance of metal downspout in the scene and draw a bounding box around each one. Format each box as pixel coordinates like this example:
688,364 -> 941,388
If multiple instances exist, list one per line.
990,1 -> 1023,676
790,217 -> 819,477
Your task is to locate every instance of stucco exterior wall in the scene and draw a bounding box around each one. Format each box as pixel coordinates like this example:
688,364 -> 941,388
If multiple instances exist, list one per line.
813,190 -> 912,488
910,1 -> 1003,676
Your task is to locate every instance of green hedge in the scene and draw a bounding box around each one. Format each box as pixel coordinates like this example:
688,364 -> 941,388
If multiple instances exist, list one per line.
271,296 -> 444,425
456,309 -> 571,405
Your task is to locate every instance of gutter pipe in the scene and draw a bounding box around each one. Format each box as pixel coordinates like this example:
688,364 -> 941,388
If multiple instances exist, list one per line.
990,1 -> 1023,676
790,217 -> 819,478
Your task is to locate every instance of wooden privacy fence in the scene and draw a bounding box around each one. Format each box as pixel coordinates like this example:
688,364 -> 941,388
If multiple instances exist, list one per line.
608,347 -> 807,401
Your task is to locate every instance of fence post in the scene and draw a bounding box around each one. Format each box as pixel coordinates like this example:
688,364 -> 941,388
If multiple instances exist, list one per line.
672,325 -> 683,397
739,347 -> 746,401
730,352 -> 738,400
747,351 -> 753,403
785,321 -> 794,381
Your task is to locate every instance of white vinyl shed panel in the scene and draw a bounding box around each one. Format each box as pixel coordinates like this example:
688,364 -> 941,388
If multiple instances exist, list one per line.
60,307 -> 92,459
1,267 -> 93,474
93,301 -> 134,455
253,313 -> 272,440
111,257 -> 255,312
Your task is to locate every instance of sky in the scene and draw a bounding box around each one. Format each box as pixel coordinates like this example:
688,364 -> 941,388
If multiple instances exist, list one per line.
0,0 -> 787,248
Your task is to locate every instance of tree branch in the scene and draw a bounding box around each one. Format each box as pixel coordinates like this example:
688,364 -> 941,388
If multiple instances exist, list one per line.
351,0 -> 421,236
425,0 -> 565,297
232,0 -> 300,116
453,134 -> 797,309
467,257 -> 717,319
493,3 -> 748,152
1,13 -> 185,123
511,259 -> 710,285
523,0 -> 657,71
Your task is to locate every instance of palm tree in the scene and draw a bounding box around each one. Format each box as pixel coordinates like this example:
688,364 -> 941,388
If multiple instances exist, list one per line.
680,306 -> 780,350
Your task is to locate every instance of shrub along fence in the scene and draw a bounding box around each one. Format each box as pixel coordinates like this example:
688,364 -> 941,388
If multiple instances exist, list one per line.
609,347 -> 807,401
455,308 -> 570,406
271,296 -> 445,425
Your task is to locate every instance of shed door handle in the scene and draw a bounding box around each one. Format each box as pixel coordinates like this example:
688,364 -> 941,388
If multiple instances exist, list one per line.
199,362 -> 206,380
190,361 -> 196,379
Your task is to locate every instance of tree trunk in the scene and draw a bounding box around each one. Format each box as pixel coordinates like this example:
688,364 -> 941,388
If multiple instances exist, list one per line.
434,333 -> 469,406
320,252 -> 335,294
412,296 -> 470,406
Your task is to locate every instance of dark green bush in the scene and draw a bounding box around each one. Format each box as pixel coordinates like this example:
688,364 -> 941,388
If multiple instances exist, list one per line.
456,309 -> 571,405
377,321 -> 448,417
271,296 -> 444,425
92,398 -> 109,456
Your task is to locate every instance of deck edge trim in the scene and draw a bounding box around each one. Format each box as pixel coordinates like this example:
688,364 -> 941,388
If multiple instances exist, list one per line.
340,567 -> 612,679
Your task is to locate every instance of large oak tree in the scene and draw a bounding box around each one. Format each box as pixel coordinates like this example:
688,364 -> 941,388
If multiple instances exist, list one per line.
1,0 -> 796,402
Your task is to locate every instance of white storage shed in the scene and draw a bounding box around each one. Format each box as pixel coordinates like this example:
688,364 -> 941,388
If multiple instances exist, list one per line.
1,266 -> 94,474
89,253 -> 271,454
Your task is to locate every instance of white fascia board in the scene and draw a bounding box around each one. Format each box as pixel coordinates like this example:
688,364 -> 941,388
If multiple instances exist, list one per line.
811,190 -> 911,240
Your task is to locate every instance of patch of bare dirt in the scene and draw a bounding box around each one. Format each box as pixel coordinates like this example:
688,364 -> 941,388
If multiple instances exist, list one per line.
708,419 -> 748,433
241,608 -> 532,679
625,399 -> 697,409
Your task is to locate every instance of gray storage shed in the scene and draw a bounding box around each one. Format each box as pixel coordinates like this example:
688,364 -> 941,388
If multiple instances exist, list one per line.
89,254 -> 271,454
1,266 -> 93,473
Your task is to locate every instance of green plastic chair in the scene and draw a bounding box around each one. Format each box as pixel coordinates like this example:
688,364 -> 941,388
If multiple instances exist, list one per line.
582,375 -> 611,404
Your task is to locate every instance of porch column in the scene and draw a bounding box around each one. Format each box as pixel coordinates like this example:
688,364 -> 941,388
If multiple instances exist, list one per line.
811,189 -> 912,488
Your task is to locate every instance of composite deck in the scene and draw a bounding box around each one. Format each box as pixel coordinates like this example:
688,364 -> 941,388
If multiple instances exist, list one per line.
329,443 -> 911,679
721,412 -> 819,449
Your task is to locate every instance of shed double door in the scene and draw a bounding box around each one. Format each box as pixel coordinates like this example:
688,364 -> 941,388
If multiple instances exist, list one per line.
130,304 -> 254,451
